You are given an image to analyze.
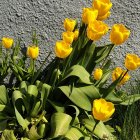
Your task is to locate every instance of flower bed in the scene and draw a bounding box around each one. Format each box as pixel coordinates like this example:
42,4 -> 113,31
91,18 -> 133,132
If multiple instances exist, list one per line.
0,0 -> 140,139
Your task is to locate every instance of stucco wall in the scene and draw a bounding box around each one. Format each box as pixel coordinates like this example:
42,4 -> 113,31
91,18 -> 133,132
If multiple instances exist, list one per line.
0,0 -> 140,87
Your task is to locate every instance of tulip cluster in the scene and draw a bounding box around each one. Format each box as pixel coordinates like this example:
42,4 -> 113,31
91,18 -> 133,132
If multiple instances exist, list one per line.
54,18 -> 79,59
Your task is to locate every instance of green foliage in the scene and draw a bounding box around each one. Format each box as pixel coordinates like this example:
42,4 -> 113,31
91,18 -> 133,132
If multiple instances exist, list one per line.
0,10 -> 139,140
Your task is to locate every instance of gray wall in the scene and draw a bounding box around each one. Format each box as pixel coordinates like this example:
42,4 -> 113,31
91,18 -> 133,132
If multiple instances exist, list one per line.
0,0 -> 140,87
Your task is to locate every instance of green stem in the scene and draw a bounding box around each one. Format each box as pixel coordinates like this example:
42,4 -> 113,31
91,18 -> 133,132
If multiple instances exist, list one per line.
31,59 -> 35,83
91,120 -> 99,139
31,52 -> 52,84
51,58 -> 60,91
101,44 -> 115,69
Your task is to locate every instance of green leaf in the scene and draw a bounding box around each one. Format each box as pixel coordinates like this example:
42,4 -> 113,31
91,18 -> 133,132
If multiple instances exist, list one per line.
30,100 -> 42,117
28,125 -> 41,140
65,127 -> 84,140
105,91 -> 122,103
12,90 -> 28,130
0,85 -> 9,105
50,113 -> 72,138
0,120 -> 7,131
47,99 -> 65,113
59,85 -> 100,111
27,85 -> 38,97
82,119 -> 116,140
36,81 -> 51,109
94,44 -> 114,64
62,65 -> 92,84
78,41 -> 96,68
20,81 -> 30,94
120,94 -> 140,105
1,129 -> 17,140
95,70 -> 112,87
37,123 -> 49,138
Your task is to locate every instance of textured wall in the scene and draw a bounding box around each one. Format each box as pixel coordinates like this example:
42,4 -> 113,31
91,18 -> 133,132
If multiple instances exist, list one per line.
0,0 -> 140,87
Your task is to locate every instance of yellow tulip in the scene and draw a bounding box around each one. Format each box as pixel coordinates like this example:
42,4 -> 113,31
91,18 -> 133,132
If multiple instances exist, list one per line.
64,18 -> 76,32
62,31 -> 75,44
87,20 -> 108,41
97,11 -> 111,20
112,67 -> 130,85
92,0 -> 112,20
110,24 -> 130,45
55,41 -> 73,59
93,68 -> 103,80
125,54 -> 140,70
2,37 -> 14,49
92,98 -> 115,121
27,46 -> 39,59
82,8 -> 98,24
74,29 -> 79,40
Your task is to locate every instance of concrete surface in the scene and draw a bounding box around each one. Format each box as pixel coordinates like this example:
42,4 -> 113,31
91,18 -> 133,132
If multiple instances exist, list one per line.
0,0 -> 140,88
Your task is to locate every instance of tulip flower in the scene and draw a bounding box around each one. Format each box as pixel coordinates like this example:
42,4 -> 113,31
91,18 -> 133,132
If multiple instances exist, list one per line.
2,37 -> 14,49
92,98 -> 115,121
92,0 -> 112,20
64,18 -> 76,32
125,54 -> 140,70
62,31 -> 75,44
74,29 -> 79,40
55,41 -> 73,59
112,67 -> 130,85
93,68 -> 103,80
27,46 -> 39,59
110,24 -> 130,45
87,20 -> 109,41
82,8 -> 98,24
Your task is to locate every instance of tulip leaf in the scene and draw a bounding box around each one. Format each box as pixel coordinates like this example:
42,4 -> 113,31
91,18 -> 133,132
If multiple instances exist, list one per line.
1,129 -> 17,140
0,85 -> 9,105
78,41 -> 96,68
47,99 -> 65,113
30,100 -> 42,117
59,85 -> 100,111
27,85 -> 38,97
28,125 -> 42,140
82,119 -> 116,140
104,90 -> 122,103
20,81 -> 30,94
62,65 -> 92,84
65,127 -> 84,140
36,81 -> 51,109
12,90 -> 28,130
94,44 -> 114,64
50,113 -> 72,138
120,94 -> 140,105
95,70 -> 112,88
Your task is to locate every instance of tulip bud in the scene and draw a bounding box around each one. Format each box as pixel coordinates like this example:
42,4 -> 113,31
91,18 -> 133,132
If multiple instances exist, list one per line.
125,54 -> 140,70
64,18 -> 76,32
2,37 -> 14,49
110,24 -> 130,45
87,20 -> 108,41
93,68 -> 103,80
92,98 -> 115,121
82,8 -> 98,24
74,29 -> 79,40
27,46 -> 39,59
92,0 -> 112,20
54,41 -> 72,59
62,31 -> 75,44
